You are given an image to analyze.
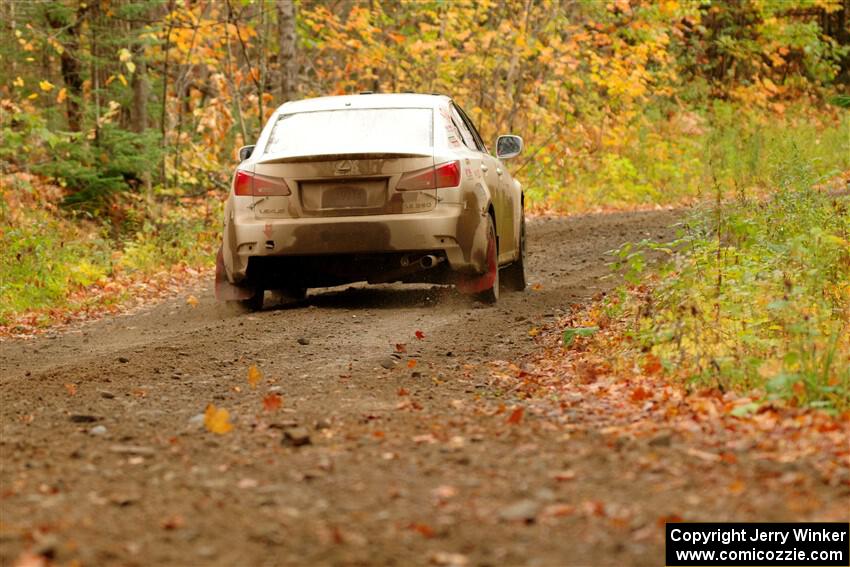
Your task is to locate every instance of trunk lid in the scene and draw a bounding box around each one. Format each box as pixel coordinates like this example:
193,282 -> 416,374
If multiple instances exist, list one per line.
251,106 -> 436,219
252,151 -> 436,219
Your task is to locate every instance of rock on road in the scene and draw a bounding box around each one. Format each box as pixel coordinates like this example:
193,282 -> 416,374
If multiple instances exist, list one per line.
2,210 -> 844,567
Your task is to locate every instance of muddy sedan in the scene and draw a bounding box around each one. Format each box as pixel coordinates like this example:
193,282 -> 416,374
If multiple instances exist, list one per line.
215,93 -> 526,309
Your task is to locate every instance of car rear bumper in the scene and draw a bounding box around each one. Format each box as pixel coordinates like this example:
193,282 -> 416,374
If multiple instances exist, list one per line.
223,201 -> 490,283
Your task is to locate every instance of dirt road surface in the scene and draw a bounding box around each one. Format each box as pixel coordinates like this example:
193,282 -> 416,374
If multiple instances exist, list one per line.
1,210 -> 846,567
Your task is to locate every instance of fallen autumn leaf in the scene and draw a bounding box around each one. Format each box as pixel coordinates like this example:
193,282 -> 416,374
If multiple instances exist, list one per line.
263,393 -> 282,412
204,403 -> 233,434
506,407 -> 524,425
247,364 -> 263,388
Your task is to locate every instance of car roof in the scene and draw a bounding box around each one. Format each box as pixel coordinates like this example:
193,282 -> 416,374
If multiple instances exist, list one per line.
277,93 -> 451,114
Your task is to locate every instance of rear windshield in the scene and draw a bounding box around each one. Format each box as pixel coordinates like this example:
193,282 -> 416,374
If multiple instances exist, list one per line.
264,108 -> 433,154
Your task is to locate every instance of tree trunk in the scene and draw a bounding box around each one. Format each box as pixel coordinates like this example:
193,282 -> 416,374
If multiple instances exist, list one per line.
833,0 -> 850,83
227,0 -> 265,132
172,2 -> 208,177
506,0 -> 534,132
277,0 -> 297,102
224,11 -> 249,144
160,0 -> 176,184
61,35 -> 83,132
130,47 -> 149,133
8,1 -> 16,77
90,2 -> 101,143
45,4 -> 85,132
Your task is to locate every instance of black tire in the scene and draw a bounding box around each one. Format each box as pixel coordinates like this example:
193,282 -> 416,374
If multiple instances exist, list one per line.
501,214 -> 527,292
240,288 -> 264,311
475,215 -> 500,304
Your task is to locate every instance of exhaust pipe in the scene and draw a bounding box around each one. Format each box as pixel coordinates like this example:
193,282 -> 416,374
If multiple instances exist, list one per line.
400,254 -> 445,269
419,255 -> 444,269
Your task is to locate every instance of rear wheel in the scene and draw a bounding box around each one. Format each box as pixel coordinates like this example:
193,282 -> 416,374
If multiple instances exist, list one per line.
501,214 -> 526,292
475,215 -> 500,304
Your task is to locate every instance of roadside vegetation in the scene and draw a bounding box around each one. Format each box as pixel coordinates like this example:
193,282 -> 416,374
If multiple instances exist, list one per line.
1,173 -> 219,325
611,162 -> 849,411
551,103 -> 847,210
1,1 -> 848,410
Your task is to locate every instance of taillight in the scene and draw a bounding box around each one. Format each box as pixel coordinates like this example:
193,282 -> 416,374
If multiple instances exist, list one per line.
397,161 -> 461,191
233,170 -> 291,196
434,161 -> 461,187
253,173 -> 291,196
234,170 -> 252,196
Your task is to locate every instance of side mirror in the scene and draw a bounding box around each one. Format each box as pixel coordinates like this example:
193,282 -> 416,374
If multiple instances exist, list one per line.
238,145 -> 255,162
496,135 -> 523,160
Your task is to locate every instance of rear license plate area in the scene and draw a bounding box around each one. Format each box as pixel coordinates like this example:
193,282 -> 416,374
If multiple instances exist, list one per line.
323,186 -> 366,208
300,179 -> 388,215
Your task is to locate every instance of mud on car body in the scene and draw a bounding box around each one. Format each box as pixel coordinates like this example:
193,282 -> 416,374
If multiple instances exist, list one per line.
216,93 -> 526,308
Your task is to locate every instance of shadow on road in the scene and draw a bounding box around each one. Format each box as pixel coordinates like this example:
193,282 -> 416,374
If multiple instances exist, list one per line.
264,284 -> 457,311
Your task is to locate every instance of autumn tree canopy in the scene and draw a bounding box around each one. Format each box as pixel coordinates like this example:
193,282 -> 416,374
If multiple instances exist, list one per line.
2,0 -> 848,210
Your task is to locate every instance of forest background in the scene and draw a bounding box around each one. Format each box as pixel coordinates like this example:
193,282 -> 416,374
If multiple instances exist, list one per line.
1,0 -> 848,409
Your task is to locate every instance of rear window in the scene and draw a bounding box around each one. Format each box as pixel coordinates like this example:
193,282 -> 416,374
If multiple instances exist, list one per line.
264,108 -> 433,154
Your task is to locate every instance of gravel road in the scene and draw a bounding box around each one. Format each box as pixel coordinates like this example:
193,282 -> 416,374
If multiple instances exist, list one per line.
3,209 -> 845,567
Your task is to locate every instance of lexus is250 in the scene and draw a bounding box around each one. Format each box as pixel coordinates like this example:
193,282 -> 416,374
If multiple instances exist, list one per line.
215,92 -> 526,308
